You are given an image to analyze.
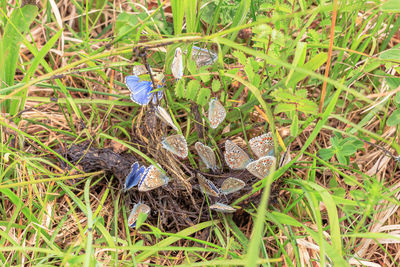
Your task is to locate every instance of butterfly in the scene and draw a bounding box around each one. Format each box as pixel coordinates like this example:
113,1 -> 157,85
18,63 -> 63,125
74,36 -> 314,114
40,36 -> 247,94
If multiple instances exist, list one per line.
138,165 -> 170,192
171,47 -> 183,80
209,202 -> 236,213
208,98 -> 226,129
194,142 -> 217,171
246,156 -> 276,179
161,134 -> 188,158
224,140 -> 252,170
124,162 -> 146,190
197,173 -> 220,197
191,46 -> 218,68
249,132 -> 274,158
128,202 -> 151,228
125,74 -> 164,105
220,177 -> 245,195
155,106 -> 179,131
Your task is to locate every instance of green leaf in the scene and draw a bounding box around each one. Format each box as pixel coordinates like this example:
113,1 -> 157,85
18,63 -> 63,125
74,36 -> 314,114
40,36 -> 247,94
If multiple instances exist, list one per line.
286,42 -> 307,86
287,52 -> 328,88
198,67 -> 211,83
290,113 -> 299,137
174,79 -> 185,98
319,148 -> 335,160
135,211 -> 149,229
184,0 -> 197,33
271,88 -> 318,115
187,57 -> 198,76
171,0 -> 184,34
380,0 -> 400,12
233,50 -> 247,65
186,79 -> 201,101
387,109 -> 400,126
340,145 -> 357,156
386,77 -> 400,90
115,12 -> 140,39
196,88 -> 211,106
274,103 -> 296,113
395,92 -> 400,105
244,63 -> 255,84
379,48 -> 400,63
25,29 -> 63,81
1,5 -> 38,87
211,79 -> 221,92
336,153 -> 348,165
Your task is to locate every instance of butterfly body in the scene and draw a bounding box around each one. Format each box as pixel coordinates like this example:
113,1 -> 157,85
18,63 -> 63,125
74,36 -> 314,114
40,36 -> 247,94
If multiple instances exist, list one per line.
210,202 -> 236,213
138,165 -> 169,192
125,162 -> 146,190
161,134 -> 188,158
246,156 -> 276,179
224,140 -> 252,170
195,142 -> 217,171
220,177 -> 245,194
128,203 -> 151,228
249,133 -> 274,158
197,173 -> 220,197
208,98 -> 226,129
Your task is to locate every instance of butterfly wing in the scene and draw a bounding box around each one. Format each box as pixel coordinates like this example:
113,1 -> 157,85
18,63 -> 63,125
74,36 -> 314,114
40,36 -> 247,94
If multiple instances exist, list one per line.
125,162 -> 146,190
224,140 -> 252,170
197,173 -> 220,197
194,142 -> 217,171
249,133 -> 274,158
138,165 -> 169,192
128,203 -> 150,228
209,202 -> 236,213
220,177 -> 245,194
246,156 -> 276,179
155,106 -> 179,131
125,75 -> 153,105
171,47 -> 183,79
208,98 -> 226,129
161,134 -> 188,158
192,46 -> 217,67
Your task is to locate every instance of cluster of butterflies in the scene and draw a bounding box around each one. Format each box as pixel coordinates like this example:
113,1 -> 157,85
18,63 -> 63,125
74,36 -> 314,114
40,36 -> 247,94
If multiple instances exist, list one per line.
124,45 -> 278,228
125,132 -> 278,228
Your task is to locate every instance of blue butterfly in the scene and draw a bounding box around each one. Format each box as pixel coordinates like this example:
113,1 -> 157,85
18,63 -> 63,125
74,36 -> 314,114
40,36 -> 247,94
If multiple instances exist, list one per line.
125,75 -> 164,105
124,162 -> 146,190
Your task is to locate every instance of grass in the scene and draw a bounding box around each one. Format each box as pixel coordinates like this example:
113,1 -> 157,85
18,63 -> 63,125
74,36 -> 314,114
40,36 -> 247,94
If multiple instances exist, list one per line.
1,0 -> 400,266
